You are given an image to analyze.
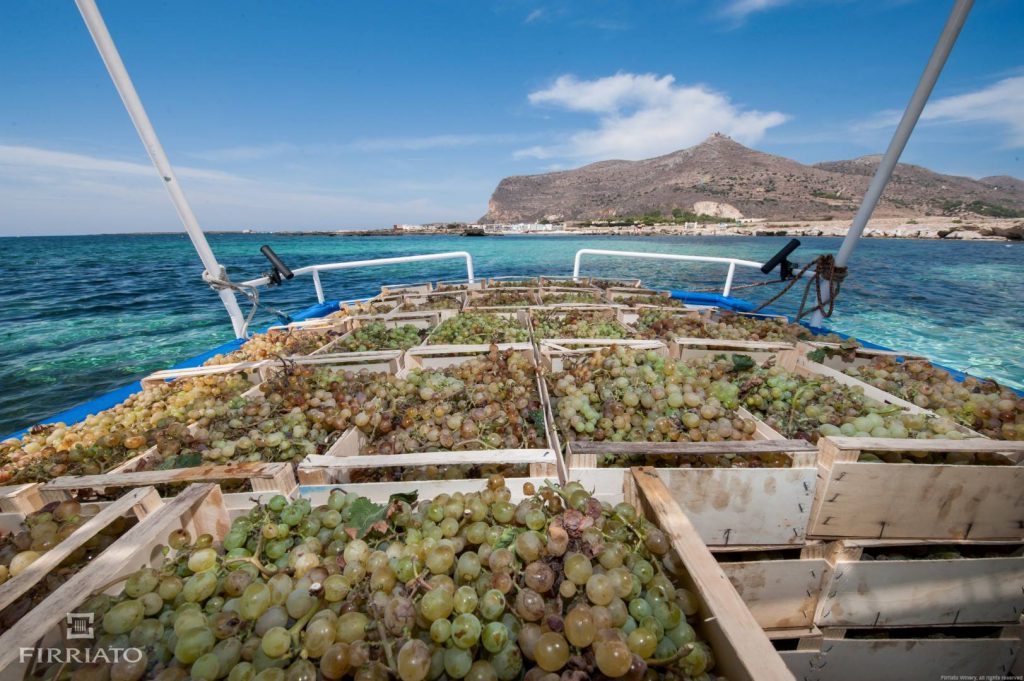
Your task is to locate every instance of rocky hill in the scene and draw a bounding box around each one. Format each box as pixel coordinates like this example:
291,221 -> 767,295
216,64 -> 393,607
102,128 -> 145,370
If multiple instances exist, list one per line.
482,134 -> 1024,222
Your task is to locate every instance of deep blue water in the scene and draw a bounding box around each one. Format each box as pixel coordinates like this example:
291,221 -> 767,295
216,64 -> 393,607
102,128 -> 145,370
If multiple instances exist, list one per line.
1,233 -> 1021,434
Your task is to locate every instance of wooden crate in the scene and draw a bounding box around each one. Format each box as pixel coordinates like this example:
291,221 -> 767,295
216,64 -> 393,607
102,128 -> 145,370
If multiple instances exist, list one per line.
139,359 -> 269,389
537,337 -> 669,372
618,306 -> 702,327
537,286 -> 608,306
396,290 -> 466,317
0,484 -> 231,674
298,345 -> 565,484
379,281 -> 433,296
777,349 -> 985,439
312,313 -> 439,355
0,486 -> 162,616
671,338 -> 796,362
434,278 -> 484,291
257,350 -> 404,379
798,340 -> 927,371
305,468 -> 792,681
422,310 -> 532,346
719,544 -> 831,631
528,307 -> 639,342
813,539 -> 1024,628
465,287 -> 541,308
808,436 -> 1024,541
569,439 -> 819,548
779,627 -> 1022,681
485,276 -> 539,287
540,276 -> 642,289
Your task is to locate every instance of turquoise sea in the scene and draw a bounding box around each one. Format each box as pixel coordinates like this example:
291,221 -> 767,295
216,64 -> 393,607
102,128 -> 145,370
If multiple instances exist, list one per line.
1,233 -> 1021,435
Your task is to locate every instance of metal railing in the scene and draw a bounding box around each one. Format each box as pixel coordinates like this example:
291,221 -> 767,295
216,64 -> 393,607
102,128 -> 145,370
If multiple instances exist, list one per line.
572,249 -> 765,297
239,251 -> 475,303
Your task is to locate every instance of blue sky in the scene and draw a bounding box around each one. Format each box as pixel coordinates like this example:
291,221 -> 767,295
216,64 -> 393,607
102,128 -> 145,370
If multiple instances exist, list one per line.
1,0 -> 1021,234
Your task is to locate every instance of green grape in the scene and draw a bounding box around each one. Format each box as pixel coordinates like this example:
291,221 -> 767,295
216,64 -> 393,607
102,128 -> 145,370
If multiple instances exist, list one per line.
102,599 -> 144,635
261,626 -> 292,658
595,639 -> 633,677
188,548 -> 219,573
453,585 -> 478,614
174,626 -> 216,664
479,589 -> 506,620
190,653 -> 221,681
319,643 -> 351,680
183,571 -> 219,602
420,588 -> 454,622
239,583 -> 272,620
430,618 -> 452,643
443,647 -> 473,679
533,632 -> 570,672
481,621 -> 509,653
397,639 -> 431,681
451,613 -> 482,649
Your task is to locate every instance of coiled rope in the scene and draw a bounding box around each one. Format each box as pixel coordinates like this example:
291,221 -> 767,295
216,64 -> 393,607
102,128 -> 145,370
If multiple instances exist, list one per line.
749,254 -> 847,320
685,254 -> 848,321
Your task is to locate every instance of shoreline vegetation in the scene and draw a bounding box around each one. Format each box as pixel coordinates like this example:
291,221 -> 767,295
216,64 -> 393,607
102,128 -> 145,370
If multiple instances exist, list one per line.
271,215 -> 1023,241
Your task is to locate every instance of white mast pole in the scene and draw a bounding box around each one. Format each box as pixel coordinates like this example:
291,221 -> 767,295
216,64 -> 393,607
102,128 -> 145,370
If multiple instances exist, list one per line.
74,0 -> 248,338
809,0 -> 974,326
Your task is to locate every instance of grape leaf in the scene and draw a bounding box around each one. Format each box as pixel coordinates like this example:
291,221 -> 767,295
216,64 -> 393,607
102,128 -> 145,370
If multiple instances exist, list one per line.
529,409 -> 546,436
158,452 -> 202,470
731,354 -> 755,371
341,492 -> 419,539
495,527 -> 518,549
342,497 -> 388,539
807,347 -> 827,363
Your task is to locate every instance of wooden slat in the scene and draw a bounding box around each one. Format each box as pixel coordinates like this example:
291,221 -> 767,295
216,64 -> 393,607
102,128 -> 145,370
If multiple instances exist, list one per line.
781,638 -> 1020,681
808,461 -> 1024,540
301,449 -> 556,470
816,555 -> 1024,627
0,487 -> 162,612
655,467 -> 816,546
41,461 -> 294,491
722,558 -> 829,629
570,439 -> 816,456
0,484 -> 228,671
827,436 -> 1024,457
632,467 -> 795,681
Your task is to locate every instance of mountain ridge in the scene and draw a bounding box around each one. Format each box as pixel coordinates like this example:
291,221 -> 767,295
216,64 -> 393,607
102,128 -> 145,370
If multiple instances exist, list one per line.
482,134 -> 1024,222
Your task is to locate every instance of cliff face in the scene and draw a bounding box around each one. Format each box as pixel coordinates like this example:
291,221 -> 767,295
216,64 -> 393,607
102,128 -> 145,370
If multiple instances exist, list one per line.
482,134 -> 1024,222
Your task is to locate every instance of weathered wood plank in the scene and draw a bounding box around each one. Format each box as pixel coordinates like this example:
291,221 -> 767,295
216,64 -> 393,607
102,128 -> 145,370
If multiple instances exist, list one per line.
781,638 -> 1020,681
816,555 -> 1024,626
722,558 -> 829,629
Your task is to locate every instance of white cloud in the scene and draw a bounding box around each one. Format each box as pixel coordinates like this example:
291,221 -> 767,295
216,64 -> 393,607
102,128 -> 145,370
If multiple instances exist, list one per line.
0,144 -> 481,233
721,0 -> 794,21
857,75 -> 1024,147
921,75 -> 1024,146
517,72 -> 788,160
525,8 -> 546,23
189,143 -> 299,162
349,133 -> 526,152
0,144 -> 239,181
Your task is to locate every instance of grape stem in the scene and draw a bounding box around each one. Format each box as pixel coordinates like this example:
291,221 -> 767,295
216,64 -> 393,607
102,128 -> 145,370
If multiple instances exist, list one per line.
373,611 -> 398,673
648,642 -> 695,667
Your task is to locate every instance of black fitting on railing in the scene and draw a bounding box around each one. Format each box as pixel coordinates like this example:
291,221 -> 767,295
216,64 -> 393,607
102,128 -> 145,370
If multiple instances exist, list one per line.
261,245 -> 294,286
761,238 -> 801,281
